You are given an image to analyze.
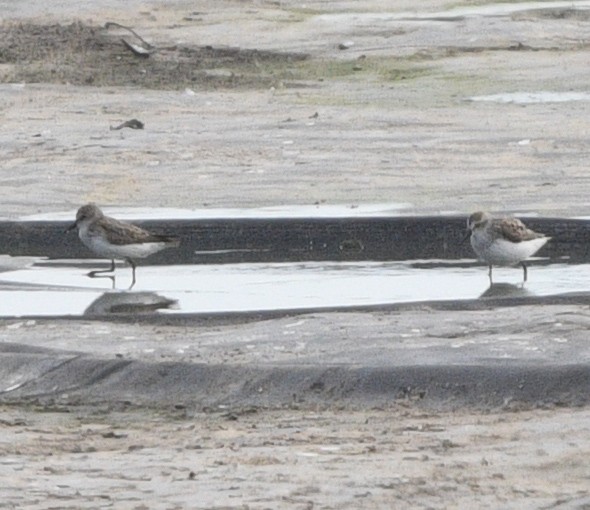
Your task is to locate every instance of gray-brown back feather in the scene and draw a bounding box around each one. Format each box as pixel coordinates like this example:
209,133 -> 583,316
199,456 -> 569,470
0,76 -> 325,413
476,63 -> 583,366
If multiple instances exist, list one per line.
492,217 -> 545,243
94,218 -> 177,246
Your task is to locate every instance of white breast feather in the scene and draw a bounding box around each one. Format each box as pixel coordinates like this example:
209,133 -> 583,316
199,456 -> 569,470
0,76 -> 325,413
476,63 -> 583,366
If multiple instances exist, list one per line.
79,228 -> 168,259
471,233 -> 549,266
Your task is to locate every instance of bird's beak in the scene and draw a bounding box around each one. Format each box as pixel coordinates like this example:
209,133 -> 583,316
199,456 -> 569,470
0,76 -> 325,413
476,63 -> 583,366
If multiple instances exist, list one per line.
461,229 -> 471,243
65,221 -> 77,233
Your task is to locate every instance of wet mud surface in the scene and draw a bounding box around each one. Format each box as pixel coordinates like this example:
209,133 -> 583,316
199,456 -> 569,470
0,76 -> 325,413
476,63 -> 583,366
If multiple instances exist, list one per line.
0,22 -> 309,90
2,304 -> 590,411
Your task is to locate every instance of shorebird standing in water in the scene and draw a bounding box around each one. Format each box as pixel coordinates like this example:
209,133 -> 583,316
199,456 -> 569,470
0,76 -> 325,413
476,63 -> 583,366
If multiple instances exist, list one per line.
465,211 -> 550,283
67,203 -> 179,289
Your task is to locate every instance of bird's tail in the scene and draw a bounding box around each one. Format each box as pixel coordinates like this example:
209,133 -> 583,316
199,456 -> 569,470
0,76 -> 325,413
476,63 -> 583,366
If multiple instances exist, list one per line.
153,234 -> 180,247
166,237 -> 181,248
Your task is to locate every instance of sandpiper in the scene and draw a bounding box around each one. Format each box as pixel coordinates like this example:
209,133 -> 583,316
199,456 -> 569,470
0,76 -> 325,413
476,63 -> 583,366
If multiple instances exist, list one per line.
465,211 -> 550,282
67,203 -> 179,288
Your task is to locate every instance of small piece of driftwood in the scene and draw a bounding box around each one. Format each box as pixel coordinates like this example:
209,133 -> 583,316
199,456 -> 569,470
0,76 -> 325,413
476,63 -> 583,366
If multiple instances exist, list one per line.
105,22 -> 155,48
105,21 -> 156,57
121,38 -> 153,57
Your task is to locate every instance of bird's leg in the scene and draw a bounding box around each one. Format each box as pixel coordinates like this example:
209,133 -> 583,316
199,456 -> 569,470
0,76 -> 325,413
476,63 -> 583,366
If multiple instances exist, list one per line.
521,262 -> 528,283
488,265 -> 493,284
88,259 -> 116,277
126,258 -> 137,290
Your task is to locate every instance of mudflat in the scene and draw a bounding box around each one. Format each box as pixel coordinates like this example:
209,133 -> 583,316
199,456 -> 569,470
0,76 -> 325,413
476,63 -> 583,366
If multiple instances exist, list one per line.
2,404 -> 590,509
1,0 -> 590,218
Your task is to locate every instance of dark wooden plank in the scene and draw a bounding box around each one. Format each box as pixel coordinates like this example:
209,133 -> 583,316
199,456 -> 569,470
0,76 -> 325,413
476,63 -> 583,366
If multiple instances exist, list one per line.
0,216 -> 585,264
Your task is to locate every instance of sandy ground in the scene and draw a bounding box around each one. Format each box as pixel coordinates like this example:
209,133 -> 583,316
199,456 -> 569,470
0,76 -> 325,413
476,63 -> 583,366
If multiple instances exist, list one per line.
2,0 -> 590,508
3,305 -> 590,367
2,305 -> 590,508
2,1 -> 590,218
2,405 -> 590,510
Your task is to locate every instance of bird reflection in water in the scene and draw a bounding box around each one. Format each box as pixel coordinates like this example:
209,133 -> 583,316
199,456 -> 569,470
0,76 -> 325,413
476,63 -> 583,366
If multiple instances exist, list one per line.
479,282 -> 533,299
88,272 -> 116,289
84,291 -> 177,315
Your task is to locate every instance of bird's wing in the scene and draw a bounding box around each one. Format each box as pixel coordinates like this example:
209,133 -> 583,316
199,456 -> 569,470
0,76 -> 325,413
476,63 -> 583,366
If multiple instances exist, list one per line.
493,217 -> 543,242
97,219 -> 172,245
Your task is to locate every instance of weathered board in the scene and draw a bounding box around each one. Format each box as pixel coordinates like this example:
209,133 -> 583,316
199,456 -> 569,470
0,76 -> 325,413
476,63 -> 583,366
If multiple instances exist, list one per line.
0,216 -> 586,264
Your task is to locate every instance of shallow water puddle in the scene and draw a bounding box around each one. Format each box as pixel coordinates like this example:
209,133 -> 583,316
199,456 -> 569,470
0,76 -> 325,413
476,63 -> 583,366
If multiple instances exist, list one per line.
15,202 -> 413,222
314,1 -> 590,23
0,260 -> 587,317
467,92 -> 590,104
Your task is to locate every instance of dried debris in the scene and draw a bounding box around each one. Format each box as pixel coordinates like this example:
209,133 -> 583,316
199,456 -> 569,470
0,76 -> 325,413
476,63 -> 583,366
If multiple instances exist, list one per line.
110,119 -> 145,131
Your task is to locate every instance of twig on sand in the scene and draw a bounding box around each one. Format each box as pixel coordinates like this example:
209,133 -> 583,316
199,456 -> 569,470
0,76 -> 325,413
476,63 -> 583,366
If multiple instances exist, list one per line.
105,21 -> 156,57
